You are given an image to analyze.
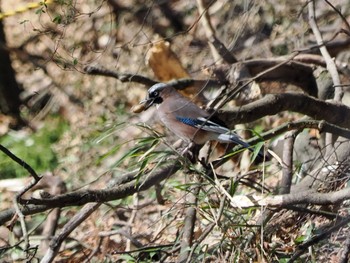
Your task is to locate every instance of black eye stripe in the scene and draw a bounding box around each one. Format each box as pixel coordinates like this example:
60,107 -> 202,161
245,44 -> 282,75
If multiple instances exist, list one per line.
154,97 -> 163,104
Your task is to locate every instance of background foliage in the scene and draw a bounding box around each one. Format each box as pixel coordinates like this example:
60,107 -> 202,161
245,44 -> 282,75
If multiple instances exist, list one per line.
0,0 -> 350,262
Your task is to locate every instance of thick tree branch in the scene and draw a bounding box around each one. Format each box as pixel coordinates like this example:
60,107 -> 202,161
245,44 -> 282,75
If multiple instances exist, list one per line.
294,53 -> 350,76
218,93 -> 350,129
279,130 -> 298,194
0,162 -> 181,226
84,65 -> 221,90
251,119 -> 350,143
213,58 -> 318,96
211,119 -> 350,174
226,186 -> 350,208
22,162 -> 180,206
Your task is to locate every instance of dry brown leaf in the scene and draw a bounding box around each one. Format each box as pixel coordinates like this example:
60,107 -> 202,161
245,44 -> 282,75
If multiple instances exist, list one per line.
146,39 -> 189,81
146,38 -> 206,105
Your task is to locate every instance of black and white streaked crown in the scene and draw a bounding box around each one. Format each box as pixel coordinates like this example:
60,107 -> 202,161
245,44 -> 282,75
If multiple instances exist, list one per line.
148,83 -> 169,95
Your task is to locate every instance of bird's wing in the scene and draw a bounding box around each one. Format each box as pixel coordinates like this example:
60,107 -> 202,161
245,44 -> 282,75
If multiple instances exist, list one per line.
176,116 -> 230,134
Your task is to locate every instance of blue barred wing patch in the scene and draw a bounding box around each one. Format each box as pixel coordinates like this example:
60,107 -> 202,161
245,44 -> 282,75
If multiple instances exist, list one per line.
176,117 -> 202,127
176,116 -> 229,134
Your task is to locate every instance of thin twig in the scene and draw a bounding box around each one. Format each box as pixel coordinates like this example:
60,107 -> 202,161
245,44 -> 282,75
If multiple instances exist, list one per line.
323,0 -> 350,33
12,196 -> 29,256
83,236 -> 104,263
308,1 -> 342,101
154,183 -> 166,205
288,214 -> 350,262
178,182 -> 200,263
84,65 -> 221,91
38,163 -> 180,262
212,118 -> 350,171
308,0 -> 343,160
126,193 -> 140,251
196,0 -> 237,64
186,195 -> 227,263
41,202 -> 101,263
10,174 -> 44,260
112,243 -> 174,255
196,0 -> 221,62
339,234 -> 350,263
0,144 -> 40,181
84,65 -> 157,86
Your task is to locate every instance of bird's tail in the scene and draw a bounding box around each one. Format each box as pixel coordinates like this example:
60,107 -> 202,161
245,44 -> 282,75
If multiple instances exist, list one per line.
217,133 -> 251,149
217,133 -> 264,159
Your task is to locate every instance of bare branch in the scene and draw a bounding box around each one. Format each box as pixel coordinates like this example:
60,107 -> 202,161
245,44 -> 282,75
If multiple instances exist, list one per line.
196,0 -> 237,64
41,202 -> 101,263
196,0 -> 221,62
289,214 -> 350,262
0,162 -> 181,226
0,144 -> 40,181
226,186 -> 350,208
219,93 -> 350,129
178,183 -> 199,263
323,0 -> 350,34
213,57 -> 318,96
339,235 -> 350,263
279,130 -> 298,194
84,65 -> 221,91
308,0 -> 343,101
84,65 -> 157,86
212,119 -> 350,173
252,119 -> 350,143
185,196 -> 227,263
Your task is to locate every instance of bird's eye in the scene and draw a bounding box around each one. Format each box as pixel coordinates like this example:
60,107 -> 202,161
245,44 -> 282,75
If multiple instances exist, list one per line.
151,91 -> 159,97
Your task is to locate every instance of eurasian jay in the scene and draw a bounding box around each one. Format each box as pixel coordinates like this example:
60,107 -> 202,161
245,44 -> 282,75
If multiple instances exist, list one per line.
141,83 -> 257,154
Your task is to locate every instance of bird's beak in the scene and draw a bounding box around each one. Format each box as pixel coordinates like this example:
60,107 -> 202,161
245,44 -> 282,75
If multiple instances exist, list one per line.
139,97 -> 155,110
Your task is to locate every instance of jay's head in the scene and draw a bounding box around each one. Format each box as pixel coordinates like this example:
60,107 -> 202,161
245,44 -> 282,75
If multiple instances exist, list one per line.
142,83 -> 175,110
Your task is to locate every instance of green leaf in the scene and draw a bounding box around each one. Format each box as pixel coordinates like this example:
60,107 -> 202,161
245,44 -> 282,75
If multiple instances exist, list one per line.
294,235 -> 306,244
251,141 -> 265,161
35,8 -> 45,14
53,15 -> 62,24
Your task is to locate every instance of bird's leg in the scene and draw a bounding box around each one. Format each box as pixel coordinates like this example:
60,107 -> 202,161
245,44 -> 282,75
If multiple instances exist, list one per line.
181,142 -> 195,155
180,142 -> 201,163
